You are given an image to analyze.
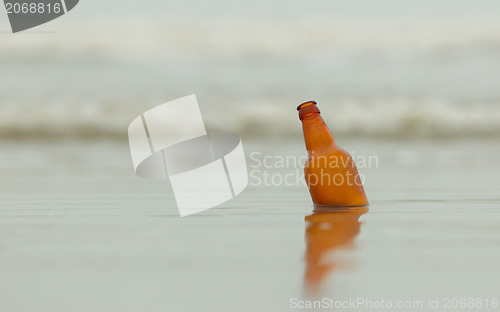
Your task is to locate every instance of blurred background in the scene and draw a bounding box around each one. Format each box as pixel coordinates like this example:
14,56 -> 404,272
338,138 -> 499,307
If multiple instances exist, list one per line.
2,1 -> 500,312
2,0 -> 500,141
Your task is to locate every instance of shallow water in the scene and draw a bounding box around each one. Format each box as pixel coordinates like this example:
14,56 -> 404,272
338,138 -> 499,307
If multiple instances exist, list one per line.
0,139 -> 499,311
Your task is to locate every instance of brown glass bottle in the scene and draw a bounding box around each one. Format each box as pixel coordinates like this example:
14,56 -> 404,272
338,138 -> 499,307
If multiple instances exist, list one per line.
297,101 -> 368,206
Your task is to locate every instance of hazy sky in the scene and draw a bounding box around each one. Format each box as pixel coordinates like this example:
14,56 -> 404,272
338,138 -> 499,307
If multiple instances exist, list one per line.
1,0 -> 496,21
99,0 -> 500,19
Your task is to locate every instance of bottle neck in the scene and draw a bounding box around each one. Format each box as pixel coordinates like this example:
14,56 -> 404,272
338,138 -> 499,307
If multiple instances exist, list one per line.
297,101 -> 336,152
301,114 -> 336,152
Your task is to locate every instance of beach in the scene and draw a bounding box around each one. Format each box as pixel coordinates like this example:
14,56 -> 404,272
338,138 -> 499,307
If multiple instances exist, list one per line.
1,139 -> 499,311
2,0 -> 500,310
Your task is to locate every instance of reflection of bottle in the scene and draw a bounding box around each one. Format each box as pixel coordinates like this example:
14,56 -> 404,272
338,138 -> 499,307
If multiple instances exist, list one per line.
297,101 -> 368,206
304,207 -> 368,296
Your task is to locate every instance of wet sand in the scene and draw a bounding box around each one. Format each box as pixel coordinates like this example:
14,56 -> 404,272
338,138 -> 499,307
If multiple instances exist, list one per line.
0,139 -> 499,311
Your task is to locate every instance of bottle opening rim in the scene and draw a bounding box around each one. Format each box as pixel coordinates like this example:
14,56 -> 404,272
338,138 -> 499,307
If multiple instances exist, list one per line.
297,101 -> 317,111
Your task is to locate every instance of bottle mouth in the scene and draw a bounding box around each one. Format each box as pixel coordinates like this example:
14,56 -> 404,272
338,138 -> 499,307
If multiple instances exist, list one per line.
297,100 -> 320,120
297,101 -> 317,111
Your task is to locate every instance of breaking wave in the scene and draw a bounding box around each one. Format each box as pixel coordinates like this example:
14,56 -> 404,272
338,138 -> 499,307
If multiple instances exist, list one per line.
0,98 -> 499,140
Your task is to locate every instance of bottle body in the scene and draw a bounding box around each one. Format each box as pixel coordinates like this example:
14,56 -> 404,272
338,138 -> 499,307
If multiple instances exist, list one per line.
298,101 -> 368,207
304,144 -> 368,206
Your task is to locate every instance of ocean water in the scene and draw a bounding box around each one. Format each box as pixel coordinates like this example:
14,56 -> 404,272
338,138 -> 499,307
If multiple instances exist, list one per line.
1,0 -> 500,139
